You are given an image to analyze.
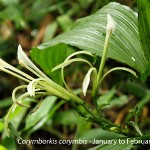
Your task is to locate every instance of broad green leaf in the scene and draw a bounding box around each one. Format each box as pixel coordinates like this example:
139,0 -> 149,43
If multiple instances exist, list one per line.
37,2 -> 147,76
137,0 -> 150,62
137,0 -> 150,80
30,44 -> 68,84
25,96 -> 56,130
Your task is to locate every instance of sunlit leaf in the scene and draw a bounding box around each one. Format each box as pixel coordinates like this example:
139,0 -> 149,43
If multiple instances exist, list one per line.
37,2 -> 147,76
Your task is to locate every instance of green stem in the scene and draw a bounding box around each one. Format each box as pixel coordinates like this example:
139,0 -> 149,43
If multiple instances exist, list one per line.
43,80 -> 84,105
92,31 -> 112,109
97,31 -> 111,85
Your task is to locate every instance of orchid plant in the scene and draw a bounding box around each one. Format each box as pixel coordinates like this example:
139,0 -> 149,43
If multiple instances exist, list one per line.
1,14 -> 139,137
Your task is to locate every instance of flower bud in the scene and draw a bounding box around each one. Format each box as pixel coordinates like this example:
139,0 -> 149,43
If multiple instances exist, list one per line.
106,14 -> 116,34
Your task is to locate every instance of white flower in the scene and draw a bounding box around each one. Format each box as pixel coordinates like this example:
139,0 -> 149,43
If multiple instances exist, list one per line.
0,45 -> 72,136
106,14 -> 116,34
1,45 -> 85,136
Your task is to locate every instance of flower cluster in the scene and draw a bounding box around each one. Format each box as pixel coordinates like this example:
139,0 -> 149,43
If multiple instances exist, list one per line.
0,45 -> 83,136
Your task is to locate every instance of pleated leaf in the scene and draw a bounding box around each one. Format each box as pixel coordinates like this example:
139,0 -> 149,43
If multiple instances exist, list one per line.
37,2 -> 147,75
137,0 -> 150,62
137,0 -> 150,80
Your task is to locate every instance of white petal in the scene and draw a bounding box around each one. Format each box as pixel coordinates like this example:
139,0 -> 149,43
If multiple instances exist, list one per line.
0,58 -> 14,69
18,45 -> 49,79
27,78 -> 45,97
52,58 -> 92,72
18,44 -> 34,68
0,59 -> 33,82
106,14 -> 116,33
82,68 -> 95,96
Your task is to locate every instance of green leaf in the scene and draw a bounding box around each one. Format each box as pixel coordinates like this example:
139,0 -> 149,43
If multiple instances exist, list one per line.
80,128 -> 126,141
30,44 -> 68,84
24,101 -> 64,135
6,97 -> 31,130
8,122 -> 22,139
57,15 -> 73,31
141,61 -> 150,81
1,0 -> 19,6
88,142 -> 133,150
43,22 -> 58,42
138,92 -> 150,110
26,0 -> 52,21
108,95 -> 128,108
137,0 -> 150,80
97,87 -> 116,107
100,67 -> 137,84
0,122 -> 4,132
0,97 -> 12,108
137,0 -> 150,62
124,79 -> 147,98
53,110 -> 78,126
0,4 -> 26,29
0,145 -> 7,150
1,136 -> 16,150
129,121 -> 142,136
37,2 -> 147,75
25,96 -> 56,130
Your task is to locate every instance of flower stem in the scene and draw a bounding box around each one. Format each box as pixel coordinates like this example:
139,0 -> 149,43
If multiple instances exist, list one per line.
97,31 -> 111,85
